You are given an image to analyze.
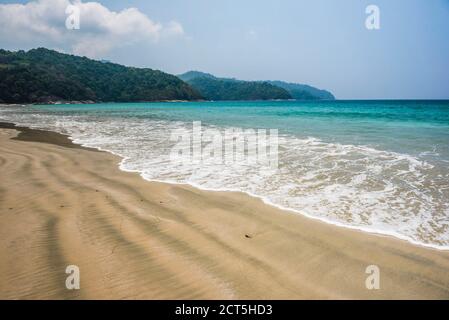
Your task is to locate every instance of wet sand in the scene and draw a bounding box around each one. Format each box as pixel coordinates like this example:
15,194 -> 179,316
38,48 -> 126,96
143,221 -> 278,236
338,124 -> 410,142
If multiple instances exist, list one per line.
1,123 -> 449,299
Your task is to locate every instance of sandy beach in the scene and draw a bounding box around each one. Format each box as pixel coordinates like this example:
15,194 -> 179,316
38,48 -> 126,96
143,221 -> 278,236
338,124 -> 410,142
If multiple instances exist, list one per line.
1,122 -> 449,299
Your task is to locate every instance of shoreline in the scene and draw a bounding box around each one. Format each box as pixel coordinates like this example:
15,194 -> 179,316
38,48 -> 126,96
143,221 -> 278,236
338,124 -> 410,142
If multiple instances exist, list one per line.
122,169 -> 449,252
2,121 -> 447,251
1,122 -> 449,299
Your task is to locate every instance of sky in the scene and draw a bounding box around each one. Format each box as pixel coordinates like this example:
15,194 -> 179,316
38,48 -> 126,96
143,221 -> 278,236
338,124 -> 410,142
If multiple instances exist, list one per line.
0,0 -> 448,99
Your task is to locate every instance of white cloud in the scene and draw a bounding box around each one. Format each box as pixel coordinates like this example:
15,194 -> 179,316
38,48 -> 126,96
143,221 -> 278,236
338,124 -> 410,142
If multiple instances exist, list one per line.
0,0 -> 185,57
162,21 -> 184,38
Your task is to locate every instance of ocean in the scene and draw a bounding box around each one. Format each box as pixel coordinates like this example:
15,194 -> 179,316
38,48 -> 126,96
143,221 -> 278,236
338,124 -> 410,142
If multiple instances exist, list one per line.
1,100 -> 448,249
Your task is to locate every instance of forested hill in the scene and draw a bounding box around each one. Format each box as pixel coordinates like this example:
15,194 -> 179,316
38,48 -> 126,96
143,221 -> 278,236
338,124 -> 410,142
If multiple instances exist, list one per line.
178,71 -> 293,101
0,48 -> 203,104
179,71 -> 335,101
266,80 -> 335,100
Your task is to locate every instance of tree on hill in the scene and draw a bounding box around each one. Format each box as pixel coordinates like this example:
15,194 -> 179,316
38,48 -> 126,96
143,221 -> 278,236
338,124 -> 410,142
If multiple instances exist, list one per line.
0,48 -> 203,104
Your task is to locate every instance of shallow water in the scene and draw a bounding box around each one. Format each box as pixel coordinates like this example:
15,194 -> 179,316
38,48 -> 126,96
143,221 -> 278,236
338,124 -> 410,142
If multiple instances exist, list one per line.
1,100 -> 448,249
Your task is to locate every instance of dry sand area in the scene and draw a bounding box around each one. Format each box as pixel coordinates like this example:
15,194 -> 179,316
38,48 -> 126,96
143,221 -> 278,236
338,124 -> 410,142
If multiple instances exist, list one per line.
1,123 -> 449,299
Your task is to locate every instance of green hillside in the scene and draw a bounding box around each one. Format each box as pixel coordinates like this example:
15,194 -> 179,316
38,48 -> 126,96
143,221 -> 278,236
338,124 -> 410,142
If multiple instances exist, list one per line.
178,71 -> 292,101
179,71 -> 335,101
266,80 -> 335,100
0,48 -> 203,104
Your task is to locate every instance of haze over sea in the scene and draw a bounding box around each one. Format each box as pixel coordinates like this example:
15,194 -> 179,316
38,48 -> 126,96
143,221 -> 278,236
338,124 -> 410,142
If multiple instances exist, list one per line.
1,100 -> 449,249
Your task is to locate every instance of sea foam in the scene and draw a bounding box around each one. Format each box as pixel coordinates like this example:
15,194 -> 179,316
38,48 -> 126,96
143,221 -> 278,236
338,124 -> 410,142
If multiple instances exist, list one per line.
1,104 -> 448,250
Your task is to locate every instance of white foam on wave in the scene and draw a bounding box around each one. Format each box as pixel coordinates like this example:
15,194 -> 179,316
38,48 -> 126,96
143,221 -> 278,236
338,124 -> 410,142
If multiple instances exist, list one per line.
1,107 -> 449,250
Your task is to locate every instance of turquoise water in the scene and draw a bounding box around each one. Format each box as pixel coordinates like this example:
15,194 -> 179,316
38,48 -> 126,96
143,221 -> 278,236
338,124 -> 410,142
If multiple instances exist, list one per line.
1,100 -> 449,248
11,100 -> 449,158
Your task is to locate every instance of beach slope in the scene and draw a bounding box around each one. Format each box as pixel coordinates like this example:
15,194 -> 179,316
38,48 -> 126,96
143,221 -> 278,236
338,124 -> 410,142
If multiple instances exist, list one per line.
1,124 -> 449,299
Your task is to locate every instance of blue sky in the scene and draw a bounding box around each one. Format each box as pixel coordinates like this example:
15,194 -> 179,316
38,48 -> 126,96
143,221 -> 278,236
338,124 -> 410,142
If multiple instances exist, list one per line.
1,0 -> 449,99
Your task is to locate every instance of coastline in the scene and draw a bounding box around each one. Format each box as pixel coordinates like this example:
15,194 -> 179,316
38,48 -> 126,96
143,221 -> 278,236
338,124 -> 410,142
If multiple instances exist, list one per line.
0,100 -> 197,106
1,123 -> 449,299
3,111 -> 446,252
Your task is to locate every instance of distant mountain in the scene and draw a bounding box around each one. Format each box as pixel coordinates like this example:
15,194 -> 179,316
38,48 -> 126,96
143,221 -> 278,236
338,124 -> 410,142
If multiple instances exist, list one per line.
177,71 -> 217,82
178,71 -> 335,101
266,80 -> 335,100
178,71 -> 292,101
0,48 -> 203,104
